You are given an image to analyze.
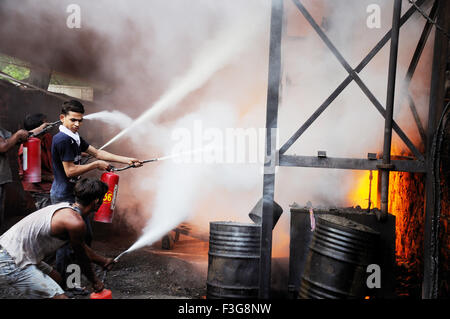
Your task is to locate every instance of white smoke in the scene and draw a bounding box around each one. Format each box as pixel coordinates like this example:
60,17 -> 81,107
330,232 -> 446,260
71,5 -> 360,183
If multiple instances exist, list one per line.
84,111 -> 133,129
2,0 -> 433,257
100,13 -> 266,150
95,0 -> 433,257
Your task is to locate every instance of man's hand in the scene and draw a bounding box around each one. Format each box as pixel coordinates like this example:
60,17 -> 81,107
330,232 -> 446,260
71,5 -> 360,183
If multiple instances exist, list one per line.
127,158 -> 143,167
29,122 -> 49,136
95,160 -> 111,171
15,129 -> 30,144
103,258 -> 117,271
93,279 -> 105,293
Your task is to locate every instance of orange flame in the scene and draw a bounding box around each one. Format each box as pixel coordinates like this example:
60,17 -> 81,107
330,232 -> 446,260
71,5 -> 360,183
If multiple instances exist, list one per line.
347,166 -> 425,264
347,170 -> 379,210
388,171 -> 425,263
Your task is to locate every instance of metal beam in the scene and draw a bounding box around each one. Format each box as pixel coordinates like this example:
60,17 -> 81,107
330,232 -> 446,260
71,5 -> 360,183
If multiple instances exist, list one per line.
280,0 -> 427,155
403,0 -> 439,146
404,1 -> 438,85
259,0 -> 283,299
284,0 -> 425,162
423,0 -> 450,300
407,94 -> 427,146
280,0 -> 427,156
279,155 -> 426,173
380,0 -> 403,218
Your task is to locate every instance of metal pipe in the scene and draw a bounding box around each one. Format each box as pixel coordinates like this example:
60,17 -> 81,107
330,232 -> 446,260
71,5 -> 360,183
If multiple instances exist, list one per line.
380,0 -> 402,219
259,0 -> 283,299
278,154 -> 426,173
113,250 -> 128,263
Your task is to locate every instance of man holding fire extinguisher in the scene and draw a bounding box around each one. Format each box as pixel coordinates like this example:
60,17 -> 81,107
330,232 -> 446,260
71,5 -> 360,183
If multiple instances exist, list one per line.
0,127 -> 29,228
51,100 -> 143,205
18,113 -> 55,210
51,99 -> 142,291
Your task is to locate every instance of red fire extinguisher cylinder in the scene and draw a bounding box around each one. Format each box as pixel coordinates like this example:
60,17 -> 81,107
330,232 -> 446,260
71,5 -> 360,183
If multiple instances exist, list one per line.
94,172 -> 119,223
22,137 -> 41,183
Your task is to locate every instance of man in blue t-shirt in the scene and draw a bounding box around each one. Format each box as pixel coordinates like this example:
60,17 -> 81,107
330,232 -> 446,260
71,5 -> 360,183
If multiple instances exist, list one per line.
51,99 -> 142,291
50,130 -> 89,204
51,100 -> 142,204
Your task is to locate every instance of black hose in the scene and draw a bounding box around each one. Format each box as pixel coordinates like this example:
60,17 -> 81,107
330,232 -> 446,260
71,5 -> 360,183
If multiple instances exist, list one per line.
110,158 -> 158,172
29,120 -> 61,138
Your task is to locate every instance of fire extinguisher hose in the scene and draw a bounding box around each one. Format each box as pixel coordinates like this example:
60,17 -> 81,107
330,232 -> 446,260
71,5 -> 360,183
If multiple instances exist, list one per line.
29,120 -> 62,138
110,158 -> 158,172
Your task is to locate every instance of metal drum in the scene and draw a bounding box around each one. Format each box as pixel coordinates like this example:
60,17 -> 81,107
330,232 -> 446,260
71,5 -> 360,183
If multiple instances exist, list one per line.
299,214 -> 380,299
207,222 -> 261,299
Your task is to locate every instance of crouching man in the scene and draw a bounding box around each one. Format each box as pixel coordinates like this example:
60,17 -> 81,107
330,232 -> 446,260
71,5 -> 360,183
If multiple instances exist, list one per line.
0,178 -> 114,299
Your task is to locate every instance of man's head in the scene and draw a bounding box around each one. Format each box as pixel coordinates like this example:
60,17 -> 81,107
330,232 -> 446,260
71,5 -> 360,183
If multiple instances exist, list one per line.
24,113 -> 47,131
74,178 -> 108,214
60,100 -> 85,134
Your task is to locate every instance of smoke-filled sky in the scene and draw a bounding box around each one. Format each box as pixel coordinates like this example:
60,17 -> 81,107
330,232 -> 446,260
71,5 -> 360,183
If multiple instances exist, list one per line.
0,0 -> 435,256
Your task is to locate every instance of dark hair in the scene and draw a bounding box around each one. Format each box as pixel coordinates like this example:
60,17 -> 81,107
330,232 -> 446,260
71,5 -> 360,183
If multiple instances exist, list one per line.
24,113 -> 46,130
74,178 -> 108,206
62,100 -> 85,115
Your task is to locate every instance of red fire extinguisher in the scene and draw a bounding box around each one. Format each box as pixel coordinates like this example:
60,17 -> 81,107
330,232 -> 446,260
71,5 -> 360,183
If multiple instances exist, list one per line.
94,171 -> 119,223
22,137 -> 41,183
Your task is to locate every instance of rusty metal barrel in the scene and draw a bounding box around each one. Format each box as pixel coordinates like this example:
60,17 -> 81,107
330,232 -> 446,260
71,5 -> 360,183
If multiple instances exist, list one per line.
299,214 -> 380,299
207,222 -> 261,299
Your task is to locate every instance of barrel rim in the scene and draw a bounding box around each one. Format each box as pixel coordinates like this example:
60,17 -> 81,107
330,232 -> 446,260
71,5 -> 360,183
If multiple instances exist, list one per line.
206,282 -> 259,290
208,251 -> 260,259
317,214 -> 380,235
210,221 -> 261,228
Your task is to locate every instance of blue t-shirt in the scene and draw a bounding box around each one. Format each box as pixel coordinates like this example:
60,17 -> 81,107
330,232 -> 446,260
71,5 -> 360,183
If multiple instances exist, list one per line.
50,132 -> 89,199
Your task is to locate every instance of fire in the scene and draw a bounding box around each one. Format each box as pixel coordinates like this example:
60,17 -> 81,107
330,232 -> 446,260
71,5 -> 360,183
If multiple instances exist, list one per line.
388,171 -> 425,263
347,165 -> 425,264
347,170 -> 378,210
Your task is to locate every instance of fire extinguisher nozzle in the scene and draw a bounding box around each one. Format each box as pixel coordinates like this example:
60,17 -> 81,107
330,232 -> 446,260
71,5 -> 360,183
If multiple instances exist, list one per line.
113,250 -> 128,263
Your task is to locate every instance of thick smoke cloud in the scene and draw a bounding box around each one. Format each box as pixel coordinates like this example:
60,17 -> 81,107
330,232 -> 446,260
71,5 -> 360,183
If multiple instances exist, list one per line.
1,0 -> 434,256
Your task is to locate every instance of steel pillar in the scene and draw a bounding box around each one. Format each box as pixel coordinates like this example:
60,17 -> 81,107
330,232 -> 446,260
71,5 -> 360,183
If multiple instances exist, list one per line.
259,0 -> 283,299
380,0 -> 403,219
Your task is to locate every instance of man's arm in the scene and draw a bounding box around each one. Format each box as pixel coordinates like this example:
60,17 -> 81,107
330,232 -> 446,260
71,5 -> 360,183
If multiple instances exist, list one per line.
83,244 -> 113,268
86,145 -> 142,166
0,130 -> 29,153
65,214 -> 104,292
62,160 -> 110,178
28,122 -> 49,136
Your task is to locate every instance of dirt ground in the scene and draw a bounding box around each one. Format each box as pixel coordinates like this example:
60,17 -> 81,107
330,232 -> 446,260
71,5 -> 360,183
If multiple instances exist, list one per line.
0,217 -> 209,299
88,234 -> 209,299
0,214 -> 291,300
